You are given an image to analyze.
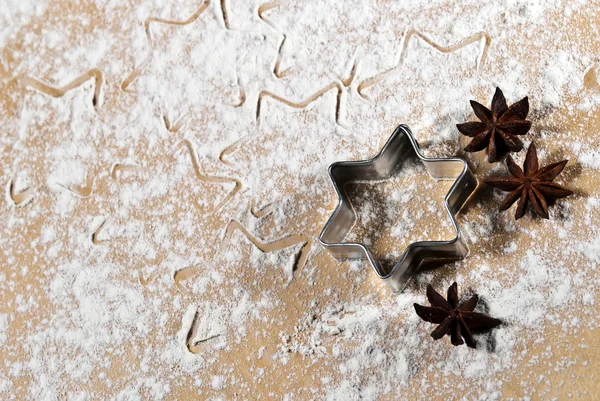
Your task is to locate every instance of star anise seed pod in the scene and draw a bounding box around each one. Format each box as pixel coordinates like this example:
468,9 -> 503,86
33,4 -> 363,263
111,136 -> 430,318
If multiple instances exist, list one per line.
414,282 -> 501,348
457,87 -> 532,163
485,142 -> 574,220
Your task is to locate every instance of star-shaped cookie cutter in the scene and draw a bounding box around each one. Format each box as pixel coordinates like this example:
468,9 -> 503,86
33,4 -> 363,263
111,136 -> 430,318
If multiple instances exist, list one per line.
319,124 -> 477,293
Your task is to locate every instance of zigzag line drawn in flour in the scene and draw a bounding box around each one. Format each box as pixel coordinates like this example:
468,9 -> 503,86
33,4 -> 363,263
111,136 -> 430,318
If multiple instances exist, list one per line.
121,1 -> 212,93
178,139 -> 241,212
258,1 -> 293,79
18,68 -> 103,109
256,82 -> 344,125
221,220 -> 312,275
357,29 -> 491,98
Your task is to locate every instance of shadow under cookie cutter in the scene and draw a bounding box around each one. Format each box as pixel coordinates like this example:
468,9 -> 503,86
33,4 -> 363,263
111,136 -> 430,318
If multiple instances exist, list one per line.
319,124 -> 477,293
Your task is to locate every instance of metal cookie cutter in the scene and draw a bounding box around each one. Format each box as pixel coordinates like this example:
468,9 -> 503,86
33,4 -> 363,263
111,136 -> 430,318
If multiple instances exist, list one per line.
319,124 -> 477,293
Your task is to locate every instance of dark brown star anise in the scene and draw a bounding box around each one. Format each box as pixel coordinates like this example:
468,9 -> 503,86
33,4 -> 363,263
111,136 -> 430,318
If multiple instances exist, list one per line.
485,142 -> 573,220
457,87 -> 532,163
414,282 -> 501,348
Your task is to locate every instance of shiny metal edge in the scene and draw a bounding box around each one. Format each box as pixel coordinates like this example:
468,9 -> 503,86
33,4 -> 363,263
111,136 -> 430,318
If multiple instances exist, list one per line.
318,124 -> 477,293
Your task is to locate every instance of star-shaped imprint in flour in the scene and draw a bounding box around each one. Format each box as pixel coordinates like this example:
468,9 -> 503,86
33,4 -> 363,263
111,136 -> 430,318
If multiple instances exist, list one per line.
121,0 -> 279,115
7,69 -> 107,210
255,0 -> 387,82
319,125 -> 477,293
92,136 -> 239,285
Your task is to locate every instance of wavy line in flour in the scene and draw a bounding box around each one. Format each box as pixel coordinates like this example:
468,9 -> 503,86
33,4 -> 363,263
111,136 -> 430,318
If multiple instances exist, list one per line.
221,65 -> 356,167
222,220 -> 312,274
8,178 -> 34,206
174,202 -> 277,292
18,68 -> 103,109
256,82 -> 344,125
121,0 -> 212,93
357,29 -> 491,98
179,139 -> 241,212
258,1 -> 293,78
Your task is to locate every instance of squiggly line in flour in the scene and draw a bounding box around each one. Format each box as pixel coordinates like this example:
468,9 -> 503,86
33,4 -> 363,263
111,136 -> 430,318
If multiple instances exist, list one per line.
121,1 -> 212,93
256,81 -> 344,125
258,1 -> 294,79
178,139 -> 241,212
357,29 -> 491,98
222,220 -> 312,275
18,68 -> 103,109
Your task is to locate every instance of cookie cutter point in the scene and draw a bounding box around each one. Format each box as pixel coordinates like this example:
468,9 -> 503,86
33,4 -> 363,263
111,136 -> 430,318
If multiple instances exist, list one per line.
318,124 -> 477,293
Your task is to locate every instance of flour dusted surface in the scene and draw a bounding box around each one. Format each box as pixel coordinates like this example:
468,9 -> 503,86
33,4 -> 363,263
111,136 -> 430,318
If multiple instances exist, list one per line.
1,0 -> 600,400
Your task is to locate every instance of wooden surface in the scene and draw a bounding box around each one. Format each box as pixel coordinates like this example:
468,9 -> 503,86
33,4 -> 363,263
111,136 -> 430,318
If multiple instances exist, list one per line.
1,1 -> 600,399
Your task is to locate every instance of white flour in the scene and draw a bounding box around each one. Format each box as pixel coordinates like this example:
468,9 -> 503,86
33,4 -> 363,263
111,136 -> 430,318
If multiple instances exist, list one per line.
1,0 -> 599,400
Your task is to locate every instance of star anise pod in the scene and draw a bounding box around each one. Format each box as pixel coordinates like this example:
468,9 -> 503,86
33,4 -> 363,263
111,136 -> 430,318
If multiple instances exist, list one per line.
414,282 -> 501,348
457,87 -> 532,163
485,142 -> 573,220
